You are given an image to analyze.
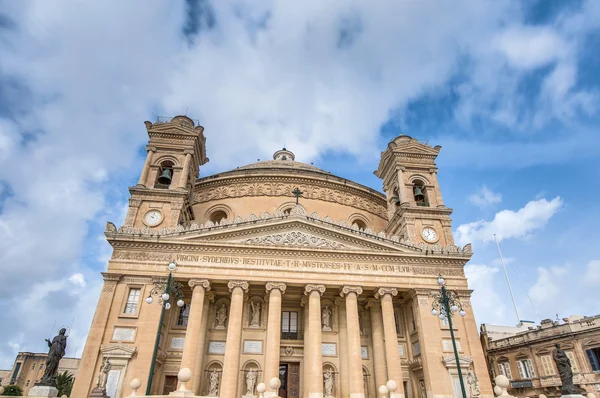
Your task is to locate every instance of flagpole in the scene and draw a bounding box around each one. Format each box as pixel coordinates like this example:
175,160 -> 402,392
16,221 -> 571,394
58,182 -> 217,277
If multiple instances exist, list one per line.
494,234 -> 521,323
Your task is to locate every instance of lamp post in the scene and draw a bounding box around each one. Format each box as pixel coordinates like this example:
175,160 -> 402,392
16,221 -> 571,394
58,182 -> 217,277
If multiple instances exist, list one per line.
144,261 -> 185,395
431,275 -> 467,398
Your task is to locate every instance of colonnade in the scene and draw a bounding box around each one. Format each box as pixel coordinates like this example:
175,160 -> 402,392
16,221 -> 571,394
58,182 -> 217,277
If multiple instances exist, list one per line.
177,280 -> 406,398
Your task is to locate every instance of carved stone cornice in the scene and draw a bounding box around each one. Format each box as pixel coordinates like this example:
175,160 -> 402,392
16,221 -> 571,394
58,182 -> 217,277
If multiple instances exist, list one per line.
375,287 -> 398,299
304,284 -> 326,296
189,279 -> 211,291
339,285 -> 363,297
364,298 -> 380,309
228,280 -> 249,293
102,273 -> 123,282
265,282 -> 287,295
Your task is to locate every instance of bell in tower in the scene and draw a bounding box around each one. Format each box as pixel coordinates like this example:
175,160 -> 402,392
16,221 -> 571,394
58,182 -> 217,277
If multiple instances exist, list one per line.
157,167 -> 173,186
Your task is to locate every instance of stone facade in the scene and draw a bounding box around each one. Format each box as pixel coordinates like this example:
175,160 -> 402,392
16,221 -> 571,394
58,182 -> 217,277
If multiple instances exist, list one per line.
2,352 -> 80,395
71,116 -> 491,398
480,315 -> 600,397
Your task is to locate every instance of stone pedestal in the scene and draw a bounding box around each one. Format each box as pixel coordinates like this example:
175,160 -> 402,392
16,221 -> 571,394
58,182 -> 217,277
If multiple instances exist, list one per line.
28,385 -> 58,397
89,386 -> 109,398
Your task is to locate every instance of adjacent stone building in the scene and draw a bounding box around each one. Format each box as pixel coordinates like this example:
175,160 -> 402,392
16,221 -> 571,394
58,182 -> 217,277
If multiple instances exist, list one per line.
480,315 -> 600,397
2,352 -> 80,395
71,115 -> 493,398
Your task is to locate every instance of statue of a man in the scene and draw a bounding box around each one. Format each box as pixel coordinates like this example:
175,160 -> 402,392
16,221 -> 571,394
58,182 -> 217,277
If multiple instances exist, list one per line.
250,301 -> 261,327
246,369 -> 257,395
216,304 -> 228,328
467,369 -> 480,398
208,370 -> 220,396
96,357 -> 111,388
323,369 -> 334,397
553,344 -> 583,395
322,305 -> 332,331
40,328 -> 68,386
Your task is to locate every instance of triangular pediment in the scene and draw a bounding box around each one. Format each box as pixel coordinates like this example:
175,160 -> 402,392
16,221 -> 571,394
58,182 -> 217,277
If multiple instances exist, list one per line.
172,218 -> 414,253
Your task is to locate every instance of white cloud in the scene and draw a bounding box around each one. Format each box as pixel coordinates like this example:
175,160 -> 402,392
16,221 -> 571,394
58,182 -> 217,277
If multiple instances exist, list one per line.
464,263 -> 509,324
494,26 -> 569,70
468,186 -> 502,207
528,265 -> 568,304
455,197 -> 563,246
583,260 -> 600,285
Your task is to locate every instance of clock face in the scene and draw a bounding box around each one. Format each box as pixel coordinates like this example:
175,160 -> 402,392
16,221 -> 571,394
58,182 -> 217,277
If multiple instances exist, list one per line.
144,210 -> 163,226
421,227 -> 438,242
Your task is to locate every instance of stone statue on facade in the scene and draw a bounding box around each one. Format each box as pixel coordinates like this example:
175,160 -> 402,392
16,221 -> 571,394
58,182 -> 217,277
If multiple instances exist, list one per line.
38,328 -> 68,387
322,305 -> 332,331
245,368 -> 257,396
553,344 -> 585,395
216,304 -> 228,329
250,301 -> 261,327
323,369 -> 334,397
97,358 -> 111,388
467,369 -> 480,398
208,370 -> 220,396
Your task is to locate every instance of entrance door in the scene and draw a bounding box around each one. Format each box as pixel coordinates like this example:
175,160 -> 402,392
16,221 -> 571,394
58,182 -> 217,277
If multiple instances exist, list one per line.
162,375 -> 178,395
279,363 -> 300,398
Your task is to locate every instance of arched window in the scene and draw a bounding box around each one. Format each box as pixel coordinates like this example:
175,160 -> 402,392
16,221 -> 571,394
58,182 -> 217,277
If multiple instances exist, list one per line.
413,179 -> 429,207
282,207 -> 293,216
209,210 -> 228,224
155,161 -> 174,189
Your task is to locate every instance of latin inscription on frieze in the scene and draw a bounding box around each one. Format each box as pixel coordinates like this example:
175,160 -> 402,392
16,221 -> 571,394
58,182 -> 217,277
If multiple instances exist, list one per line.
175,254 -> 412,274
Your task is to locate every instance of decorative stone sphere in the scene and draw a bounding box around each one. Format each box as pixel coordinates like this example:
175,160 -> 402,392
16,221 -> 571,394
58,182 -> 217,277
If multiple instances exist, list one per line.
386,380 -> 398,392
493,386 -> 502,396
130,378 -> 142,390
257,383 -> 267,394
0,386 -> 4,394
539,394 -> 547,398
178,368 -> 192,383
588,394 -> 596,398
494,375 -> 509,389
269,377 -> 281,390
62,395 -> 68,398
379,385 -> 389,395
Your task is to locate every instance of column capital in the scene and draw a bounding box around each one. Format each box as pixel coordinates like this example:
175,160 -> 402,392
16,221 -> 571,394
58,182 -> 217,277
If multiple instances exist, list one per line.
339,285 -> 363,297
304,284 -> 325,296
375,287 -> 398,299
228,280 -> 249,293
145,145 -> 157,152
189,279 -> 211,291
101,272 -> 122,282
300,296 -> 308,307
265,282 -> 287,294
183,149 -> 195,155
364,298 -> 380,309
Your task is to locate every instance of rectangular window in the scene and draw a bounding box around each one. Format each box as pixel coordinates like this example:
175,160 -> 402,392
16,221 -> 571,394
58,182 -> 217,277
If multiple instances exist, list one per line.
281,311 -> 299,339
541,355 -> 554,376
517,359 -> 535,379
498,362 -> 512,380
176,303 -> 191,326
566,351 -> 579,373
124,288 -> 141,314
587,348 -> 600,372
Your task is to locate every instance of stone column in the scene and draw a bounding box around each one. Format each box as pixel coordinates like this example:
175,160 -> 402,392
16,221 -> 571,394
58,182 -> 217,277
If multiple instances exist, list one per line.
71,273 -> 121,398
335,298 -> 350,398
193,291 -> 215,395
180,279 -> 210,392
397,167 -> 411,205
304,284 -> 325,398
178,152 -> 193,189
340,286 -> 365,398
428,168 -> 444,207
377,288 -> 405,398
264,282 -> 287,397
365,298 -> 387,391
137,146 -> 155,187
221,281 -> 249,398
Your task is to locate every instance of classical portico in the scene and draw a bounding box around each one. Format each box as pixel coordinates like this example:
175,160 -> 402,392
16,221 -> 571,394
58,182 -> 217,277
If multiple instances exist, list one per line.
71,116 -> 493,398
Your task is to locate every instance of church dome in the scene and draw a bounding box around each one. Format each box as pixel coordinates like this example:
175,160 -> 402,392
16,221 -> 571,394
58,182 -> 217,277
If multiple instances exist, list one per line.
235,148 -> 329,174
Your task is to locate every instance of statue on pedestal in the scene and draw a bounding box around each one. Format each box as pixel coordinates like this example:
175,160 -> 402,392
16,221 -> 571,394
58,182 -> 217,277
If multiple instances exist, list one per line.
553,344 -> 585,395
38,328 -> 68,387
208,370 -> 220,396
245,369 -> 257,396
322,305 -> 332,331
216,304 -> 228,329
250,301 -> 261,327
323,369 -> 334,398
467,369 -> 480,398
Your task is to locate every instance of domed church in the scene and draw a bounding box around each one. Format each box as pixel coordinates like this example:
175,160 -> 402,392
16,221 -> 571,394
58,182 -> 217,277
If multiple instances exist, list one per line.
72,116 -> 492,398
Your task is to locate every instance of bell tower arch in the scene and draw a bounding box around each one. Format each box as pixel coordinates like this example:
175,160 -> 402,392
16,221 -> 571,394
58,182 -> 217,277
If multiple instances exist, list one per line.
374,135 -> 454,246
124,115 -> 208,229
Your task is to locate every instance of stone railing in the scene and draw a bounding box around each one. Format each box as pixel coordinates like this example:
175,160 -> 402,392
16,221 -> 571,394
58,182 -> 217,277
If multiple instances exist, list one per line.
108,205 -> 472,256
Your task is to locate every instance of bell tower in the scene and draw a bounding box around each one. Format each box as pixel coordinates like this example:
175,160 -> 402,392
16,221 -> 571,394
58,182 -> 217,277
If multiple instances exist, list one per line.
122,115 -> 208,230
374,135 -> 455,246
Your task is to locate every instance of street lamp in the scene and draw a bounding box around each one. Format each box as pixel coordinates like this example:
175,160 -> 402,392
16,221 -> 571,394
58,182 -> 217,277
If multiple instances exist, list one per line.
145,261 -> 185,395
431,275 -> 467,398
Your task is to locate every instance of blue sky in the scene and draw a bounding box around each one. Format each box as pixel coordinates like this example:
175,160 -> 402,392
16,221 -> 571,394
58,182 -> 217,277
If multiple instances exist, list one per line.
0,0 -> 599,368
